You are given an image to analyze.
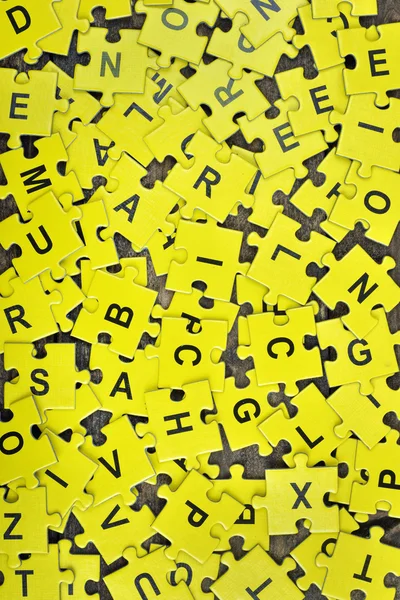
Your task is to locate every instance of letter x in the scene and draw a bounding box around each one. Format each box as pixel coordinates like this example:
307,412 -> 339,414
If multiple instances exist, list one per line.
291,482 -> 312,509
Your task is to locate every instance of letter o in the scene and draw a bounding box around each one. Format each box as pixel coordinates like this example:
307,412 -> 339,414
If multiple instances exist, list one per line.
0,431 -> 24,455
161,8 -> 188,30
364,190 -> 390,214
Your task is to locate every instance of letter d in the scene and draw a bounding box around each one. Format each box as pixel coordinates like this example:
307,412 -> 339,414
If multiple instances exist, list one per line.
6,6 -> 31,34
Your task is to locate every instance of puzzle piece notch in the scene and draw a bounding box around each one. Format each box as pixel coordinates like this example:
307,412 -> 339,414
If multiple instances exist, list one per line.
312,0 -> 377,19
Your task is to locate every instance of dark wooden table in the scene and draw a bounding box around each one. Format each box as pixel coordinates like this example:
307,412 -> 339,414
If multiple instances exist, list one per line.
0,0 -> 399,598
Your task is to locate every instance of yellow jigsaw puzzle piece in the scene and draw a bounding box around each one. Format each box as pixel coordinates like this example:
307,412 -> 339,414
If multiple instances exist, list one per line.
239,98 -> 328,179
312,0 -> 377,18
0,67 -> 68,149
254,453 -> 339,535
39,270 -> 86,333
238,306 -> 323,396
0,190 -> 82,283
135,0 -> 220,67
170,551 -> 221,600
38,0 -> 89,56
58,538 -> 100,600
44,384 -> 102,437
78,0 -> 132,21
317,307 -> 400,395
74,27 -> 158,106
329,437 -> 364,505
145,317 -> 227,391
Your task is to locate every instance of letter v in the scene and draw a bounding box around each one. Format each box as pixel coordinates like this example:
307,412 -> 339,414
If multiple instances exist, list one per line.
98,449 -> 121,478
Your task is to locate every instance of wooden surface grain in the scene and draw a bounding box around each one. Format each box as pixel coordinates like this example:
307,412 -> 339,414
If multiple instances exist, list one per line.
0,1 -> 400,597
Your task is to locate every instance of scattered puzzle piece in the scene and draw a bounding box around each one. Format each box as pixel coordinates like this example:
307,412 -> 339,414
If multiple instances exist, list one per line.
78,0 -> 132,21
38,0 -> 89,56
170,551 -> 221,600
312,0 -> 377,19
44,384 -> 102,437
58,538 -> 100,600
39,269 -> 86,333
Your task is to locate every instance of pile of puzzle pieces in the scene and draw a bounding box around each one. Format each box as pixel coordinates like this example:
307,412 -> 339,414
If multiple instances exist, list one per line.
0,0 -> 400,597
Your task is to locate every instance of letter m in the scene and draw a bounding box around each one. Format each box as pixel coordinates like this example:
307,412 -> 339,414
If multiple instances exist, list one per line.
100,52 -> 121,77
20,165 -> 51,194
251,0 -> 281,21
348,273 -> 378,304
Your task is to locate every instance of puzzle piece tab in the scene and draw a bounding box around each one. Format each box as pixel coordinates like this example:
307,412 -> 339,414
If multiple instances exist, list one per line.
38,0 -> 89,56
78,0 -> 132,21
312,0 -> 377,18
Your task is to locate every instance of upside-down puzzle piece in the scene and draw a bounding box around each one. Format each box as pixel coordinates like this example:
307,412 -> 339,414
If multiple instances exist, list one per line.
78,0 -> 132,21
293,3 -> 360,71
214,0 -> 309,47
93,151 -> 179,250
171,550 -> 221,600
80,415 -> 155,506
211,545 -> 303,600
253,453 -> 338,535
39,269 -> 86,333
331,92 -> 400,177
145,317 -> 227,392
238,306 -> 323,396
317,527 -> 400,600
0,269 -> 60,353
72,267 -> 159,359
313,244 -> 400,339
276,64 -> 348,143
316,308 -> 400,395
58,539 -> 100,600
178,58 -> 269,143
104,546 -> 193,599
0,0 -> 61,62
207,14 -> 298,79
89,342 -> 158,420
238,98 -> 328,179
73,496 -> 155,564
327,377 -> 400,450
153,469 -> 243,563
312,0 -> 377,19
74,27 -> 158,106
0,133 -> 83,219
330,162 -> 400,247
0,67 -> 68,149
259,383 -> 346,467
247,212 -> 336,306
208,465 -> 269,551
42,62 -> 101,148
0,191 -> 82,283
166,218 -> 249,301
136,0 -> 220,67
44,384 -> 102,437
164,130 -> 257,222
36,431 -> 97,518
350,430 -> 400,518
208,370 -> 281,456
0,486 -> 61,568
329,437 -> 366,505
136,380 -> 222,470
4,342 -> 89,416
38,0 -> 89,56
80,256 -> 148,296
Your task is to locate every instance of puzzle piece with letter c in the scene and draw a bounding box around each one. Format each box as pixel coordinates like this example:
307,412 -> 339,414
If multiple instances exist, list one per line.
238,306 -> 323,396
145,317 -> 227,392
153,469 -> 243,563
178,58 -> 270,143
253,453 -> 339,535
136,380 -> 222,470
169,550 -> 221,600
74,27 -> 158,107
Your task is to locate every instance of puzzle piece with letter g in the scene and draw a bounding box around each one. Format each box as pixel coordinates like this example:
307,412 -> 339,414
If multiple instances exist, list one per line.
331,92 -> 400,177
164,130 -> 257,222
211,545 -> 304,600
89,342 -> 158,420
238,306 -> 323,396
314,245 -> 400,340
0,486 -> 61,568
80,415 -> 155,506
259,383 -> 346,467
317,527 -> 400,600
72,266 -> 159,359
153,469 -> 243,563
136,380 -> 222,470
104,546 -> 193,600
4,342 -> 89,417
74,27 -> 158,106
0,68 -> 68,149
178,58 -> 269,143
253,453 -> 339,535
0,191 -> 82,283
135,0 -> 220,67
327,377 -> 400,450
208,370 -> 280,456
214,0 -> 309,48
0,269 -> 60,353
239,99 -> 328,179
247,212 -> 335,306
73,496 -> 155,564
0,133 -> 83,220
317,308 -> 400,395
145,317 -> 227,392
